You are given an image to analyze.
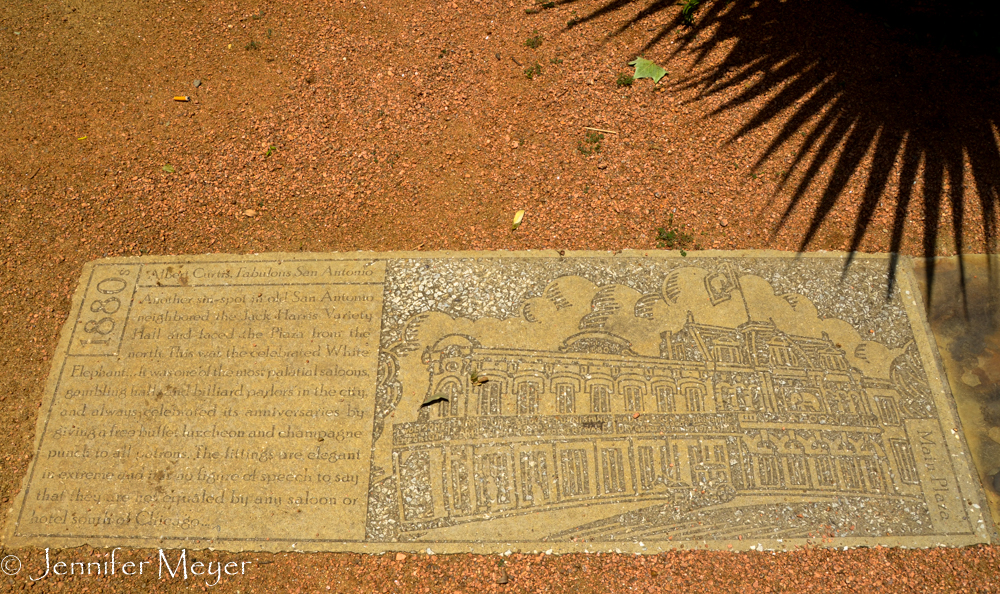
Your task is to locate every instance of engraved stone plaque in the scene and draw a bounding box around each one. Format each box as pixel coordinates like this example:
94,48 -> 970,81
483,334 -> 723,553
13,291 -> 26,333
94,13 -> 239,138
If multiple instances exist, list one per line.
4,252 -> 993,552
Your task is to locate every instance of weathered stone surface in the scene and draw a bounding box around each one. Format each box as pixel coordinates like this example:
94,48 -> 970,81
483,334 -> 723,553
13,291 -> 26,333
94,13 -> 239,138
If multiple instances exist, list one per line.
914,255 -> 1000,533
3,251 -> 992,552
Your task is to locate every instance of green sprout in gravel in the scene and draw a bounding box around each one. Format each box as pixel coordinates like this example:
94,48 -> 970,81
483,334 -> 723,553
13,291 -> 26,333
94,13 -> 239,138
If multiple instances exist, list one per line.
525,31 -> 543,48
656,214 -> 694,256
524,62 -> 542,79
245,40 -> 261,51
680,0 -> 701,25
616,73 -> 634,88
265,146 -> 277,158
577,131 -> 603,155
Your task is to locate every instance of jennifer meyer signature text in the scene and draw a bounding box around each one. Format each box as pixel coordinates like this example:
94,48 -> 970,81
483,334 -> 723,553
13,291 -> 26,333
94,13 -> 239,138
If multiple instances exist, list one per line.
9,548 -> 253,587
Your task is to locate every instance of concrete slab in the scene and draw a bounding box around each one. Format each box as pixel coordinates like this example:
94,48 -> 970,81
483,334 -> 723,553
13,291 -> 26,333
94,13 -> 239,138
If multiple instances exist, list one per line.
913,255 -> 1000,531
3,251 -> 992,553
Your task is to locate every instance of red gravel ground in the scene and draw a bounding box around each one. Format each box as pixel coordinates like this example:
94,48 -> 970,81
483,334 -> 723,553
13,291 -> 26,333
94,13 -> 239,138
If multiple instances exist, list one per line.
2,0 -> 999,591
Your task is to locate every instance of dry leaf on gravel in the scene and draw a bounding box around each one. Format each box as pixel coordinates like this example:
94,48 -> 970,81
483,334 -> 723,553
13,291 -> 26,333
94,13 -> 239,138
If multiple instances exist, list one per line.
512,209 -> 525,230
420,393 -> 449,408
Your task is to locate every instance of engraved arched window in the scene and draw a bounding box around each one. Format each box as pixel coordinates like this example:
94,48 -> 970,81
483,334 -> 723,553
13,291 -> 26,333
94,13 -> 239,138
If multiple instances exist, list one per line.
556,383 -> 576,414
890,440 -> 919,484
590,384 -> 611,413
601,447 -> 627,493
827,390 -> 852,414
623,385 -> 644,412
767,337 -> 794,366
478,382 -> 502,416
757,454 -> 781,486
636,446 -> 657,491
847,390 -> 865,414
712,338 -> 742,364
474,452 -> 512,507
436,379 -> 462,418
715,383 -> 736,411
735,383 -> 763,411
821,352 -> 848,371
862,457 -> 885,492
839,457 -> 861,490
656,385 -> 676,413
787,455 -> 809,486
516,381 -> 540,415
683,384 -> 705,413
814,456 -> 837,487
874,396 -> 899,425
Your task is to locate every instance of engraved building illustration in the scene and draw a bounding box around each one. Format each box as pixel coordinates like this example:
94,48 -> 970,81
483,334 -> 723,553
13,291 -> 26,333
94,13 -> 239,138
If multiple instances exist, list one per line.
375,264 -> 942,541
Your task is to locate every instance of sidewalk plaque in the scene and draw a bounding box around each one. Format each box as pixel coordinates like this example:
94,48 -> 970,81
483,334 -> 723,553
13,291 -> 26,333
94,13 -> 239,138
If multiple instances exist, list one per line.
4,252 -> 992,552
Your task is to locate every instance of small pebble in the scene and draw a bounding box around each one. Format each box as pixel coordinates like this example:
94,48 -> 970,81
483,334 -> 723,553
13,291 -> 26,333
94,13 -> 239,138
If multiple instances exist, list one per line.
720,218 -> 728,227
193,79 -> 202,88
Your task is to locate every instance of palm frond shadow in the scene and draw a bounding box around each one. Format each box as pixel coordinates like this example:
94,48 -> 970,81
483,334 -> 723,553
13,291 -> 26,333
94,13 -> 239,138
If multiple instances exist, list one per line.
563,0 -> 1000,304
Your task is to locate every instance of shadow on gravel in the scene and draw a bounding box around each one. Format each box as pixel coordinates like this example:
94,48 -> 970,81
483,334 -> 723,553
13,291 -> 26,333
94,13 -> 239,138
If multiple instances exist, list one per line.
564,0 -> 1000,300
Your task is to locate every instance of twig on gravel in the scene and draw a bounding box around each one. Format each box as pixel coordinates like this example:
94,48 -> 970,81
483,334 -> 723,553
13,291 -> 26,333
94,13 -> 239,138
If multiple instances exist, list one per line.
510,56 -> 522,66
545,88 -> 570,103
584,126 -> 618,135
28,167 -> 40,179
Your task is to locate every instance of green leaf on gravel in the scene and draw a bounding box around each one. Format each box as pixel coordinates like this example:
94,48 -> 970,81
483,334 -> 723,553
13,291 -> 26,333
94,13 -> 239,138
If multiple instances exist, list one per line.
162,164 -> 175,173
627,57 -> 667,83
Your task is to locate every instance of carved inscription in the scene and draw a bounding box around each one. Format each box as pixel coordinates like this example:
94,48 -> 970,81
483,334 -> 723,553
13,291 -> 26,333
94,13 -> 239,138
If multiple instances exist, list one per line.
905,419 -> 972,533
7,252 -> 991,553
17,258 -> 384,544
